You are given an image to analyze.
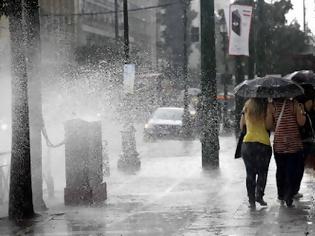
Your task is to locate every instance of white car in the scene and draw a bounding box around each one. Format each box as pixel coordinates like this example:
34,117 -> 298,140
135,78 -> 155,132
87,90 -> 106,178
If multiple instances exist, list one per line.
0,118 -> 10,153
144,107 -> 194,141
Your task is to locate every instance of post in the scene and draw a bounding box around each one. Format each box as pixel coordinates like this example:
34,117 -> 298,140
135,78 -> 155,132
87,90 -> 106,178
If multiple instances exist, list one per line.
24,0 -> 47,211
303,0 -> 306,33
8,0 -> 35,220
220,19 -> 230,134
234,56 -> 245,137
115,0 -> 119,41
123,0 -> 129,63
256,0 -> 266,77
182,0 -> 191,138
234,0 -> 254,136
248,0 -> 255,80
200,0 -> 219,167
118,0 -> 140,171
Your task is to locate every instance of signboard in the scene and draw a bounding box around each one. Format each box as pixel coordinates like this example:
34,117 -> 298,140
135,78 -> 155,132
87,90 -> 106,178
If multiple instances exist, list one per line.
123,64 -> 135,94
228,4 -> 253,56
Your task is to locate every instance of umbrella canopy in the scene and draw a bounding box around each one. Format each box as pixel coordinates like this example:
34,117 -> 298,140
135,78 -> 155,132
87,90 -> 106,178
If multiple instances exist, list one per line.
284,70 -> 315,88
234,76 -> 304,98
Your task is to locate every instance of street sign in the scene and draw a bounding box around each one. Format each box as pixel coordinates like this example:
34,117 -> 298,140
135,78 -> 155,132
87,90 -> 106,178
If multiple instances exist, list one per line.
123,64 -> 135,94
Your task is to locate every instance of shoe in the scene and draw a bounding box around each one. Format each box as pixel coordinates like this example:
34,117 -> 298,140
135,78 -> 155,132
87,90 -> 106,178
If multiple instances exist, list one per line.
248,202 -> 256,209
256,198 -> 267,206
293,193 -> 303,199
278,196 -> 284,201
285,198 -> 294,208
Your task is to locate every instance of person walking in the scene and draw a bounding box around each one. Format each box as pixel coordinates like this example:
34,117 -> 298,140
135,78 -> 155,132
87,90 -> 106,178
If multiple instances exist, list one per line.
295,86 -> 315,199
240,98 -> 273,208
272,98 -> 306,207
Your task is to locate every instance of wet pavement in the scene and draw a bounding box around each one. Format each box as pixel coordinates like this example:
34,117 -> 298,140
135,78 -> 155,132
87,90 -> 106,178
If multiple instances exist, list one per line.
0,135 -> 315,235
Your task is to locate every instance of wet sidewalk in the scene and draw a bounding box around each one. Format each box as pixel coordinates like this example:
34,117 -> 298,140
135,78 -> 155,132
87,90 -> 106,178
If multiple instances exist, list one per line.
0,136 -> 315,235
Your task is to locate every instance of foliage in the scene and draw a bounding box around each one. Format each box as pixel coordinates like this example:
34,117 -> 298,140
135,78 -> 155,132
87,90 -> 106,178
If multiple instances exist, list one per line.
158,0 -> 198,88
0,0 -> 8,16
260,0 -> 309,74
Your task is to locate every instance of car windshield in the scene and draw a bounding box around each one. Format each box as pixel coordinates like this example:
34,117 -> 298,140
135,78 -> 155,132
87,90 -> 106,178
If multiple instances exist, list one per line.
153,109 -> 183,121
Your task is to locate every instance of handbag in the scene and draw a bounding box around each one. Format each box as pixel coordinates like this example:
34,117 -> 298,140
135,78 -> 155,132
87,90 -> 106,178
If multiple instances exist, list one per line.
235,126 -> 246,159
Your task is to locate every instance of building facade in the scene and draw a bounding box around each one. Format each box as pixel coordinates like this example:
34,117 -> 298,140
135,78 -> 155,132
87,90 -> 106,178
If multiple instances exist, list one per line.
39,0 -> 158,69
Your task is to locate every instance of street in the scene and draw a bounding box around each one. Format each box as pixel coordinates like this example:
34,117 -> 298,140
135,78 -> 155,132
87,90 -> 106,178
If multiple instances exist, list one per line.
0,133 -> 314,235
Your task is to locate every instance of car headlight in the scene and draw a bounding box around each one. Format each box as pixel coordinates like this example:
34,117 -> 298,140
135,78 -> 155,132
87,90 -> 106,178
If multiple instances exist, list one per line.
1,123 -> 8,131
145,123 -> 153,129
190,110 -> 196,116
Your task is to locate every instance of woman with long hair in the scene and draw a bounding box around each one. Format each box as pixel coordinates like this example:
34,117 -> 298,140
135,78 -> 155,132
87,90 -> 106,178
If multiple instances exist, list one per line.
240,98 -> 273,208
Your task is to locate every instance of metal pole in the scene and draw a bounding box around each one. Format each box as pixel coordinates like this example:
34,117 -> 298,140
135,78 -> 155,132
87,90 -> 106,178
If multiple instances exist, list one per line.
248,0 -> 255,80
200,0 -> 219,167
234,57 -> 245,137
24,0 -> 47,211
221,29 -> 229,133
234,0 -> 252,136
303,0 -> 306,32
182,0 -> 191,138
118,0 -> 140,171
8,0 -> 35,220
123,0 -> 129,63
115,0 -> 119,41
256,0 -> 266,77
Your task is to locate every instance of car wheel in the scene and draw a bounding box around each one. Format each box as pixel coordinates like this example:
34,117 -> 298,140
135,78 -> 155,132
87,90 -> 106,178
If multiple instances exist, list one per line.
143,132 -> 155,142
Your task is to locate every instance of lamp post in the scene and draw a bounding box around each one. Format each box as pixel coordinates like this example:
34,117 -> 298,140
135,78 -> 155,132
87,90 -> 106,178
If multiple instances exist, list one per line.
117,0 -> 140,171
256,0 -> 266,77
182,0 -> 192,139
219,20 -> 230,134
114,0 -> 119,42
303,0 -> 306,33
200,0 -> 219,167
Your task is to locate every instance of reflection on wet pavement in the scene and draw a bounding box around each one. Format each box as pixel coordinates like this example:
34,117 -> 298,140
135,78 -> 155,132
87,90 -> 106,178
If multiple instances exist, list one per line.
0,136 -> 314,235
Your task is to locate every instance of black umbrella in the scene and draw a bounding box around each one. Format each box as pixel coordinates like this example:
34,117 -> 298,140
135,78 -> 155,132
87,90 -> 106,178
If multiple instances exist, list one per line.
284,70 -> 315,87
234,76 -> 304,98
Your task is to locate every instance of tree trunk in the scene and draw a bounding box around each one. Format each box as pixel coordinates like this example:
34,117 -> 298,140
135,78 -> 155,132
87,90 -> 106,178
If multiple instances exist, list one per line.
8,0 -> 35,220
200,0 -> 219,167
23,0 -> 47,211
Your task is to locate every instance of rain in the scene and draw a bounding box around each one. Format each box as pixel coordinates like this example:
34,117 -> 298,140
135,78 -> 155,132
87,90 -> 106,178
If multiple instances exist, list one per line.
0,0 -> 315,235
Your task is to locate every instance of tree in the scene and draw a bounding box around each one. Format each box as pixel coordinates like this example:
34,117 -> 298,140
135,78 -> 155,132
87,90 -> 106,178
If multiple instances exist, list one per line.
158,0 -> 197,89
24,0 -> 47,211
258,0 -> 309,75
5,0 -> 35,220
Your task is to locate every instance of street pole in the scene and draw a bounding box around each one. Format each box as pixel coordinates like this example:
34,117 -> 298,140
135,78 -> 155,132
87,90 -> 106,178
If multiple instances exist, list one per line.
118,0 -> 140,171
8,0 -> 35,220
256,0 -> 266,77
115,0 -> 119,42
220,20 -> 230,134
303,0 -> 306,32
248,0 -> 255,80
234,0 -> 254,137
200,0 -> 219,167
24,0 -> 47,211
182,0 -> 192,138
234,57 -> 245,137
123,0 -> 129,63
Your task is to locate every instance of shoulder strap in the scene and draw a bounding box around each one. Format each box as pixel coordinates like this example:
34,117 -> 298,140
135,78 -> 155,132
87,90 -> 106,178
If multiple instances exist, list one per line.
306,113 -> 315,140
275,100 -> 286,134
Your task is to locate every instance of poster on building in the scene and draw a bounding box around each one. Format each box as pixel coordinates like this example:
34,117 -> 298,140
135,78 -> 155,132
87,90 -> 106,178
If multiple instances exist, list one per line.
123,64 -> 136,94
228,4 -> 253,56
